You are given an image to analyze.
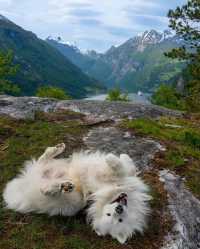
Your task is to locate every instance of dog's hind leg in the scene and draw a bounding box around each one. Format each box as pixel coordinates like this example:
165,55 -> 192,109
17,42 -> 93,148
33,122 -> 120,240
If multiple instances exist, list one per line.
120,154 -> 137,176
38,143 -> 66,164
105,154 -> 125,178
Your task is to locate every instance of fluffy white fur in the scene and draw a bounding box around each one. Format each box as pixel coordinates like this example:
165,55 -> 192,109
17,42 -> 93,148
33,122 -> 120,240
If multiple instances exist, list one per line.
3,144 -> 85,216
86,177 -> 150,243
3,143 -> 151,244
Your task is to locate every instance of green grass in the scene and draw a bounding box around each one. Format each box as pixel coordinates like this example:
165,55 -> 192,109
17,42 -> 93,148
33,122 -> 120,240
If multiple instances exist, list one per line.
0,111 -> 172,249
123,116 -> 200,198
65,235 -> 94,249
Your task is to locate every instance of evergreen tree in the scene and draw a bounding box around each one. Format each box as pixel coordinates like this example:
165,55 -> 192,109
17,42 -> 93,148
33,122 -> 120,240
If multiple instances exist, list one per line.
0,50 -> 20,96
165,0 -> 200,111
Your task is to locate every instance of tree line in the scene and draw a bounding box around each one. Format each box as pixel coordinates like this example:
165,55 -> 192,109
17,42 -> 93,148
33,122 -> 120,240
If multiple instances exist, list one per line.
152,0 -> 200,112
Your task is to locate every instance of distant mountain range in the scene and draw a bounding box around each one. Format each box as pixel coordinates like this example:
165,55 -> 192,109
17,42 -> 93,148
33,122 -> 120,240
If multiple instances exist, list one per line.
0,15 -> 104,98
47,30 -> 185,93
0,13 -> 185,97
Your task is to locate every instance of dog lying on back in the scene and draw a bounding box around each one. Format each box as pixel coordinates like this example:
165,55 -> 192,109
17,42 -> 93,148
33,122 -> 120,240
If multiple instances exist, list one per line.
3,143 -> 151,244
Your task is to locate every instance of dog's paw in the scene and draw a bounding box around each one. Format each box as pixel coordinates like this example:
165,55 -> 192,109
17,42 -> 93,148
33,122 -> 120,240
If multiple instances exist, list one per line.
54,143 -> 66,156
40,183 -> 61,197
95,229 -> 102,236
55,143 -> 66,151
61,182 -> 74,193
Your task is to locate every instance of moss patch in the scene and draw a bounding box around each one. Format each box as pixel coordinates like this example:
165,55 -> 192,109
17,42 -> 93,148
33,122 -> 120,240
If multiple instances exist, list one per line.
123,116 -> 200,199
0,111 -> 171,249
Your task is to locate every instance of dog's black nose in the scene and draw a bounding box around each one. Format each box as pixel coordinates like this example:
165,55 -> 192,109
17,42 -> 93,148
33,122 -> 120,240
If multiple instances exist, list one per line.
115,205 -> 123,214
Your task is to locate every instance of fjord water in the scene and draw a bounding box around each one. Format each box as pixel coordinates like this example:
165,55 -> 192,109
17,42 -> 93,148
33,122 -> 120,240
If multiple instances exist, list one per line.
85,93 -> 151,104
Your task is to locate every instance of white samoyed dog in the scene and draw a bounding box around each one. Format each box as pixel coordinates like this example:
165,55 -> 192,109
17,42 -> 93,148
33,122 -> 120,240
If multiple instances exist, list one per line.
3,143 -> 151,244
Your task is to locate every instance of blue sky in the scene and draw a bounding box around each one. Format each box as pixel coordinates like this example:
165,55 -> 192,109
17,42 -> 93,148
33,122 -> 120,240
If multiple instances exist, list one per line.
0,0 -> 187,52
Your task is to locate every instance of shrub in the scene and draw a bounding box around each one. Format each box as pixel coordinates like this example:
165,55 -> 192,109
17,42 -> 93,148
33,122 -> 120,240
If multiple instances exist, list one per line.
36,86 -> 71,100
151,84 -> 185,110
184,131 -> 200,149
106,88 -> 129,102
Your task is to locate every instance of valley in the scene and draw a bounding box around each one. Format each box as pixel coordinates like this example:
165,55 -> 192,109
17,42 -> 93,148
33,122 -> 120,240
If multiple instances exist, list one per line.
47,30 -> 185,93
0,13 -> 186,98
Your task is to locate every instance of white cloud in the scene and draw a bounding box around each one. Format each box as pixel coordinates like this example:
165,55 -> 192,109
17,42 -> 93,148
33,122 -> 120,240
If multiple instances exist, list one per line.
0,0 -> 187,51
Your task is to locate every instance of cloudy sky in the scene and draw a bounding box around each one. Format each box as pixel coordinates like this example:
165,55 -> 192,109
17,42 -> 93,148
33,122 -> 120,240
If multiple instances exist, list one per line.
0,0 -> 187,52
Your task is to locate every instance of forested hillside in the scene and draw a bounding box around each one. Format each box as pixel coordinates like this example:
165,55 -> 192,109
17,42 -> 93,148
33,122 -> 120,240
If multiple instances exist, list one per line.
0,15 -> 104,98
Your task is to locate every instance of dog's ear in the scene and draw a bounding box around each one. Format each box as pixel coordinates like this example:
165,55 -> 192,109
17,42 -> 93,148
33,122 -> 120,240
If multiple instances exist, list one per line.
116,233 -> 128,244
105,154 -> 122,170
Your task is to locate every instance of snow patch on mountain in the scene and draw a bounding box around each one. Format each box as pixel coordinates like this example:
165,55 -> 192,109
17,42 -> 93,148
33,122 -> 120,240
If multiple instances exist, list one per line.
140,30 -> 174,44
136,29 -> 176,52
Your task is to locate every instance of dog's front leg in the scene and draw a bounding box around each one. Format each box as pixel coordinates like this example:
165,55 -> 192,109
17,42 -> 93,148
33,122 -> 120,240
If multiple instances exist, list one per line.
38,143 -> 66,164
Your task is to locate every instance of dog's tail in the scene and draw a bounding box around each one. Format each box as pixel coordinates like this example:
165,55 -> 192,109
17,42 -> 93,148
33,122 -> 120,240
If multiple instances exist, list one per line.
3,160 -> 38,213
3,177 -> 26,211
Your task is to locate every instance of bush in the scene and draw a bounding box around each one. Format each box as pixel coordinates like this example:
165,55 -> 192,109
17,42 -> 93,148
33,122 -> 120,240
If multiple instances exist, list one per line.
184,131 -> 200,149
0,81 -> 20,96
106,88 -> 129,102
36,86 -> 71,100
151,84 -> 185,110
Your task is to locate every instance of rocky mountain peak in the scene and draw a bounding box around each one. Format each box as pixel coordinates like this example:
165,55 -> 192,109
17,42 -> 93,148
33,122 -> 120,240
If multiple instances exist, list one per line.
138,29 -> 174,45
136,29 -> 175,52
140,29 -> 162,44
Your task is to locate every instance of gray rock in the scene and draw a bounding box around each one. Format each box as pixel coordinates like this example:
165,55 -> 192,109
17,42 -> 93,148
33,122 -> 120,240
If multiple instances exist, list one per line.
84,126 -> 162,171
56,100 -> 183,121
0,96 -> 57,119
0,95 -> 182,120
160,170 -> 200,249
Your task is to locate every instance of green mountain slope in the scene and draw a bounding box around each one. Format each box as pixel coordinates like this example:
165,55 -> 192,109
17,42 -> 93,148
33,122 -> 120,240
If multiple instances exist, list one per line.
0,15 -> 104,98
48,30 -> 185,93
87,30 -> 185,92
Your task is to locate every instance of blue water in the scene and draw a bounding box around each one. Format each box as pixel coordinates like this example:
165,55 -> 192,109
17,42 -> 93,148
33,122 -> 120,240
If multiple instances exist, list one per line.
85,93 -> 151,104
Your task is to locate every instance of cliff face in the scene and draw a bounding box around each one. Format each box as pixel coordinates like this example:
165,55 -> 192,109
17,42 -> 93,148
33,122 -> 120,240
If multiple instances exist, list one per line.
0,95 -> 199,249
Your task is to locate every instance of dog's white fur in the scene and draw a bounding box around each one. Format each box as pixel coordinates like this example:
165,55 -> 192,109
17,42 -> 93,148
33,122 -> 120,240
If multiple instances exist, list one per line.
3,143 -> 151,244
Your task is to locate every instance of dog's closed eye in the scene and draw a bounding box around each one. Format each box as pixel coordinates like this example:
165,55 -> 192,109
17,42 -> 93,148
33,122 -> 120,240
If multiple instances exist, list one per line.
107,213 -> 111,216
